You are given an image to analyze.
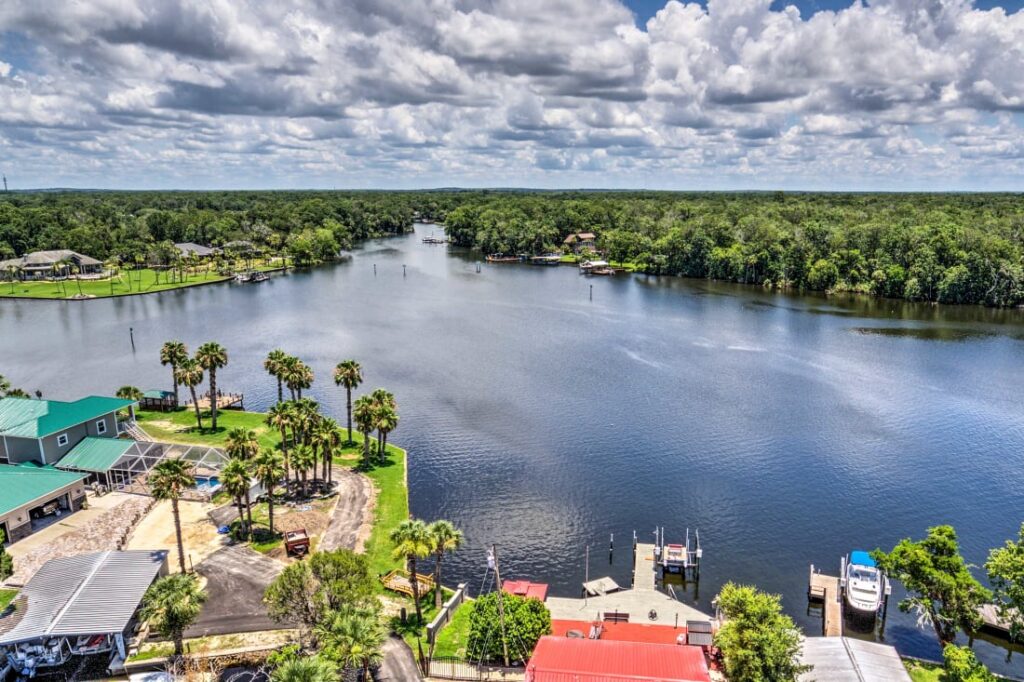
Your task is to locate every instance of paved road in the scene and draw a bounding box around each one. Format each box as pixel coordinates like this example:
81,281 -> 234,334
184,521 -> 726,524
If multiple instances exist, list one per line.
185,544 -> 287,637
378,635 -> 422,681
319,466 -> 372,552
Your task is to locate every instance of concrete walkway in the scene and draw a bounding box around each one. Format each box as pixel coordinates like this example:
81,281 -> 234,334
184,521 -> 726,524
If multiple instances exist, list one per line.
379,635 -> 422,681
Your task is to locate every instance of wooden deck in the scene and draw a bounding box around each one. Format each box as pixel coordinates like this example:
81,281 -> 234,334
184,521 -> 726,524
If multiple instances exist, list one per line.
633,543 -> 657,591
381,569 -> 435,598
187,391 -> 244,411
808,567 -> 843,637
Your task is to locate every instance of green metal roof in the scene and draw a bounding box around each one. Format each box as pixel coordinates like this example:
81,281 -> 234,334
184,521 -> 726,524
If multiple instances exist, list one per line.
57,437 -> 133,473
0,464 -> 86,517
0,396 -> 134,439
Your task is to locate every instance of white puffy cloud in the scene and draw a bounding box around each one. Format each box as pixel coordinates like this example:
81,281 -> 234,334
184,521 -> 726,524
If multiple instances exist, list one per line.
0,0 -> 1022,189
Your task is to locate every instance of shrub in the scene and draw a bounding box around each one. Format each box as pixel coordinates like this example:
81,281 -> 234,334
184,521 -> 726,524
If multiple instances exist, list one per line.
465,592 -> 551,664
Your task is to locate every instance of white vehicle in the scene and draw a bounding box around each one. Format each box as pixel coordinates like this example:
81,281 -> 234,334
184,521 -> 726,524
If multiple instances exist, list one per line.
845,550 -> 884,615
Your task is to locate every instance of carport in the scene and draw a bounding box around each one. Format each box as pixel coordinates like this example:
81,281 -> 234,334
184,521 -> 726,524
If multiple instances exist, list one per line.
0,550 -> 168,677
0,464 -> 86,545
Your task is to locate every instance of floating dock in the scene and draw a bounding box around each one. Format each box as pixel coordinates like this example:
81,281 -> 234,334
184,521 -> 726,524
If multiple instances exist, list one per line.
808,565 -> 844,637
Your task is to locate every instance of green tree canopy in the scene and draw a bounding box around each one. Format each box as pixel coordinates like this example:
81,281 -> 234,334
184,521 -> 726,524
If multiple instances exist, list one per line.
874,525 -> 992,646
139,573 -> 206,656
985,522 -> 1024,643
465,592 -> 551,665
942,644 -> 997,682
713,582 -> 808,682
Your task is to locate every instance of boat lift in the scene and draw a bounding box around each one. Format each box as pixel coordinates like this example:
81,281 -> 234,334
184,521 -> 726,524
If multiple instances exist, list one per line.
652,526 -> 702,579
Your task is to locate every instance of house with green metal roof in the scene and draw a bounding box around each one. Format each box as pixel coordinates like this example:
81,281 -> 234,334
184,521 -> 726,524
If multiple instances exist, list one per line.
0,463 -> 87,545
0,396 -> 136,468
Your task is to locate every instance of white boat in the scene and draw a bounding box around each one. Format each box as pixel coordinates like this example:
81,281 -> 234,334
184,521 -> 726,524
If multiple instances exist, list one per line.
844,550 -> 883,615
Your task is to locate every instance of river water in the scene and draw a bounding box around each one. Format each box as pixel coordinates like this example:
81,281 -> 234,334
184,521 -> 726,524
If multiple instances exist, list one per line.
2,224 -> 1023,673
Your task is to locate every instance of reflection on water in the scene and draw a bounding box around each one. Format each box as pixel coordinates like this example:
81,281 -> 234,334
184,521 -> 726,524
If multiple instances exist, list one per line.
2,225 -> 1023,675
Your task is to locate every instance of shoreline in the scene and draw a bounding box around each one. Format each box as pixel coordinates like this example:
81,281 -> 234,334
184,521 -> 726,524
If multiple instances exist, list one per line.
0,265 -> 289,302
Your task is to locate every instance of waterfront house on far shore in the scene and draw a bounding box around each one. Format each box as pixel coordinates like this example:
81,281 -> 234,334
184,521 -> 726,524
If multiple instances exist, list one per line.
174,242 -> 219,259
0,250 -> 103,281
563,232 -> 597,254
0,396 -> 136,466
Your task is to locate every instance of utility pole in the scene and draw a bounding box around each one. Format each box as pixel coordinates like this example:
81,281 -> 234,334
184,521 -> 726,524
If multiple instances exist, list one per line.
491,544 -> 511,667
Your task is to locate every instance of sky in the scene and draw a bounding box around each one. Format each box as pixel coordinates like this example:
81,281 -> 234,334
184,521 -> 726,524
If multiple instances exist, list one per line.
1,0 -> 1023,191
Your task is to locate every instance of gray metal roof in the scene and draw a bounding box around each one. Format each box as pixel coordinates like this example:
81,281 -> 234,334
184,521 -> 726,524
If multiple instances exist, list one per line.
0,550 -> 167,645
799,637 -> 912,682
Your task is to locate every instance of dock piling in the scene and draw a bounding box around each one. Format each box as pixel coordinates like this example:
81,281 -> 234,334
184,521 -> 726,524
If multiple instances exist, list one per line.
129,327 -> 135,352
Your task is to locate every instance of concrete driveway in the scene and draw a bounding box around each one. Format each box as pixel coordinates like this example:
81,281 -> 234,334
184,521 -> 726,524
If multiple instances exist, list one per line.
185,544 -> 287,637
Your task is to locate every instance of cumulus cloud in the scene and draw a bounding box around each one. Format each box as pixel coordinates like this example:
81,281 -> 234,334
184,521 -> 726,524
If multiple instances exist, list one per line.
0,0 -> 1022,189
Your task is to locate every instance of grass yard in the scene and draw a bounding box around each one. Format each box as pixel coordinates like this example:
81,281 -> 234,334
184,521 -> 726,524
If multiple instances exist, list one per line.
128,629 -> 297,662
136,408 -> 280,451
0,262 -> 282,300
904,659 -> 944,681
432,599 -> 473,658
0,588 -> 17,611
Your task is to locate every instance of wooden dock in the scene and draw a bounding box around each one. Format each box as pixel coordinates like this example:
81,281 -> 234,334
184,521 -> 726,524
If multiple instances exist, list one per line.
633,543 -> 657,591
187,391 -> 244,411
808,565 -> 843,637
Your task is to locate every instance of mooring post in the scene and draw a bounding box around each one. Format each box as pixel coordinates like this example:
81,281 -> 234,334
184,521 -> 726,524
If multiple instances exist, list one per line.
403,264 -> 407,277
373,263 -> 377,276
129,327 -> 135,352
589,284 -> 593,300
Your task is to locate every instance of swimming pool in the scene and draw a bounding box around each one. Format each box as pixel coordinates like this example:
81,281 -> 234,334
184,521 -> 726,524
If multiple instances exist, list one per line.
193,476 -> 221,492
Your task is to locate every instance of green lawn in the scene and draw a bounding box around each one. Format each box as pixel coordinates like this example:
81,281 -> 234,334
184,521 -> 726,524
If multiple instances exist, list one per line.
432,599 -> 473,658
0,261 -> 282,300
135,408 -> 280,451
0,588 -> 17,611
904,659 -> 944,682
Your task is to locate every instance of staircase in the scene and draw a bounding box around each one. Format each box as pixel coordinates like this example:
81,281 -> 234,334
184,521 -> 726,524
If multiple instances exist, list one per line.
121,420 -> 153,442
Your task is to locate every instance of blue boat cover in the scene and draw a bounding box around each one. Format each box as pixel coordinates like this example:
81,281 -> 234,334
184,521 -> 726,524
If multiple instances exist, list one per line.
850,550 -> 876,567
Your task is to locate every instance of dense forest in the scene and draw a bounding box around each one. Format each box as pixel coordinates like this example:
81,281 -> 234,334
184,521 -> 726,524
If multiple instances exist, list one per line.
2,190 -> 1023,306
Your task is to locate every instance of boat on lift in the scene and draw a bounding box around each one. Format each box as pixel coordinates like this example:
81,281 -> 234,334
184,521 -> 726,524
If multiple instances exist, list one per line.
844,550 -> 884,616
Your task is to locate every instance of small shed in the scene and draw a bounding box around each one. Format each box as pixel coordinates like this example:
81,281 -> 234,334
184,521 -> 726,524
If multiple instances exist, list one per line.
503,579 -> 549,602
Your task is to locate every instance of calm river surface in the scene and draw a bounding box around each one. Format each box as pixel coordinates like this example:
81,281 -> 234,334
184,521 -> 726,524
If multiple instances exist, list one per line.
2,224 -> 1023,673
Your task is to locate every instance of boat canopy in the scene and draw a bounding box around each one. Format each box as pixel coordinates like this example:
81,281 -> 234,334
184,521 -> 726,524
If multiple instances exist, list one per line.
850,550 -> 876,568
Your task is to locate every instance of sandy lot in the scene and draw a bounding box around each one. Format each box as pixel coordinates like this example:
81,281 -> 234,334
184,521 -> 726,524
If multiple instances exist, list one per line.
126,498 -> 226,571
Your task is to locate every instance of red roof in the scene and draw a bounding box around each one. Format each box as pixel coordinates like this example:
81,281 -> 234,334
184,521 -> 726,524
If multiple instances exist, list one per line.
551,619 -> 685,646
525,636 -> 710,682
502,579 -> 549,602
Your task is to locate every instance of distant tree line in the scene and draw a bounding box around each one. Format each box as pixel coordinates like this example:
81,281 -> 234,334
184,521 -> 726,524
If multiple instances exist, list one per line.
0,191 -> 417,267
441,191 -> 1024,307
4,190 -> 1024,306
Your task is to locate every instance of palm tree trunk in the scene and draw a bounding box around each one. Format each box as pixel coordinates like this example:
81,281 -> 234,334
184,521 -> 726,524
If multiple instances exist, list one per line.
435,554 -> 444,610
173,630 -> 184,657
410,556 -> 423,623
382,432 -> 389,464
346,388 -> 353,443
244,488 -> 253,541
268,485 -> 275,534
172,498 -> 186,574
297,386 -> 302,399
276,377 -> 283,404
209,368 -> 218,430
362,430 -> 370,467
311,446 -> 319,485
171,363 -> 179,403
189,386 -> 203,429
236,496 -> 246,534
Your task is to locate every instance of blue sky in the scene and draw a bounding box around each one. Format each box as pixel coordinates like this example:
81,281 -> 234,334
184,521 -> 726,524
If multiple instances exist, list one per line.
1,0 -> 1023,190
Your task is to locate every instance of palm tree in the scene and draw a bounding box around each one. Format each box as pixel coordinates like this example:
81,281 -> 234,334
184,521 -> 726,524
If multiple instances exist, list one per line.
195,342 -> 228,430
265,350 -> 289,404
374,404 -> 398,465
174,359 -> 205,430
253,449 -> 285,534
333,360 -> 363,444
116,385 -> 143,402
292,444 -> 315,497
390,518 -> 432,624
428,520 -> 464,610
315,608 -> 385,680
222,458 -> 253,540
139,573 -> 206,657
225,427 -> 259,461
353,396 -> 376,468
160,341 -> 189,404
282,357 -> 313,400
314,417 -> 341,483
69,264 -> 83,296
270,657 -> 338,682
149,459 -> 195,574
266,402 -> 293,479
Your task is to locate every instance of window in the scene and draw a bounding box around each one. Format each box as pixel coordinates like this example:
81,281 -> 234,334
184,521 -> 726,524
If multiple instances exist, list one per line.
96,419 -> 107,435
57,433 -> 69,447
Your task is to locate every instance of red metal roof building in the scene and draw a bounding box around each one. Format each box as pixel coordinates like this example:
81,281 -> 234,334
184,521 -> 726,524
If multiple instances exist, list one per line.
525,635 -> 711,682
502,579 -> 549,602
